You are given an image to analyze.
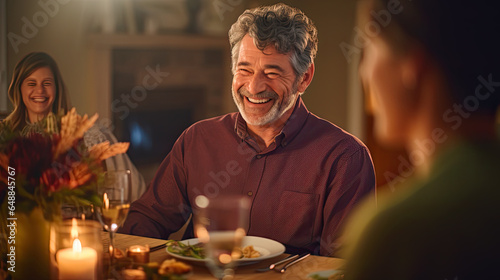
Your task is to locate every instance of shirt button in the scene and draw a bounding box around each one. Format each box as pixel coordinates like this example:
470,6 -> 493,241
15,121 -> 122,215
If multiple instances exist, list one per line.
247,191 -> 253,196
256,155 -> 262,159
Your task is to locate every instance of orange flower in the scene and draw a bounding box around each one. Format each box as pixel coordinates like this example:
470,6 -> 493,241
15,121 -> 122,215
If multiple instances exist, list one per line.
54,108 -> 98,159
1,107 -> 129,216
67,162 -> 93,189
89,141 -> 130,162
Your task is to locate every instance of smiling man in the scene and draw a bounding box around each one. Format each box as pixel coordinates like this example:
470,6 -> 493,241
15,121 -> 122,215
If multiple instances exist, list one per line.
231,33 -> 310,149
121,3 -> 375,256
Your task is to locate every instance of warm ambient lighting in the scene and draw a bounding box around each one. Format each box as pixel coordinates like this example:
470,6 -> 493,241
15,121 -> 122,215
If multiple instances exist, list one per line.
127,245 -> 150,263
219,253 -> 232,264
195,195 -> 209,209
73,238 -> 82,253
196,227 -> 210,243
56,237 -> 98,280
71,218 -> 78,239
103,192 -> 109,209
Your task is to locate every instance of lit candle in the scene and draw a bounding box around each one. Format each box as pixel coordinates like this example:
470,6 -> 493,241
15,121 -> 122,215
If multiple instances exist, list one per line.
56,238 -> 98,280
103,192 -> 109,209
127,245 -> 150,263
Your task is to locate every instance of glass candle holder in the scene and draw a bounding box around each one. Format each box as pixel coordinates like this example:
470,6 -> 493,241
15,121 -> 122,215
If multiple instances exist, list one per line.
127,245 -> 150,263
50,219 -> 103,280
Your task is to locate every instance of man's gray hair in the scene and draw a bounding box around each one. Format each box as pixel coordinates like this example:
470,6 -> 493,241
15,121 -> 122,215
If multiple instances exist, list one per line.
228,3 -> 318,77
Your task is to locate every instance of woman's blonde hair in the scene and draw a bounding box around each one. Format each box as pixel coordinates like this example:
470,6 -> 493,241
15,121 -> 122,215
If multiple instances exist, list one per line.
4,52 -> 71,131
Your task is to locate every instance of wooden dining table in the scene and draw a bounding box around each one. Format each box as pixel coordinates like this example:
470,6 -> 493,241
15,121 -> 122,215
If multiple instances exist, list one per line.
104,232 -> 345,280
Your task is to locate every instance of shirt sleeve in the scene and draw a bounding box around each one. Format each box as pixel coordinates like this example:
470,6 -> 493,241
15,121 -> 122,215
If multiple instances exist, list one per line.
321,146 -> 376,256
119,132 -> 191,239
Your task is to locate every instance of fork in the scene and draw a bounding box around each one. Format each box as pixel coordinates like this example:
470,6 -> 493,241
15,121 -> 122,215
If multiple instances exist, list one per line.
275,253 -> 310,273
255,254 -> 299,272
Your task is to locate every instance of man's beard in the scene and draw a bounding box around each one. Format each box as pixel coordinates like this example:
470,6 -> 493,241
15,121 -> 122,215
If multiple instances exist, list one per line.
232,82 -> 299,126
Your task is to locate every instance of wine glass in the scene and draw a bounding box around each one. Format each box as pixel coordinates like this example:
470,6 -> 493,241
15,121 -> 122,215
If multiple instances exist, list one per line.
95,170 -> 131,264
194,195 -> 251,280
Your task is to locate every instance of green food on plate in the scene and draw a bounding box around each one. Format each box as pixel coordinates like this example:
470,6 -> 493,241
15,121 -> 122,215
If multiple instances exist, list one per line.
165,240 -> 205,259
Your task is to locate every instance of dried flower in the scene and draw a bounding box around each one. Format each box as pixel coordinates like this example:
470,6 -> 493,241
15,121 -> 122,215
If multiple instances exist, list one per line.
0,108 -> 129,218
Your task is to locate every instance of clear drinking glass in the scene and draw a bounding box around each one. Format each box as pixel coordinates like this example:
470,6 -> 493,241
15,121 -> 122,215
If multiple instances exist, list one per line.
194,195 -> 251,280
95,170 -> 131,264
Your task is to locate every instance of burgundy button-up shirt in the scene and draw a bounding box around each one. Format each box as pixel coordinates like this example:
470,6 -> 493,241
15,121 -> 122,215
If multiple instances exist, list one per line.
121,97 -> 375,256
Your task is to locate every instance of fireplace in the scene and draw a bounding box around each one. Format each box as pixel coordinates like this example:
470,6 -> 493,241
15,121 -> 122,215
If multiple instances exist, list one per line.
92,36 -> 233,183
115,87 -> 205,165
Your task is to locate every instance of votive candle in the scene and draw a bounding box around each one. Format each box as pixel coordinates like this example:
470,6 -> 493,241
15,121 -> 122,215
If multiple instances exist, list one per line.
127,245 -> 150,263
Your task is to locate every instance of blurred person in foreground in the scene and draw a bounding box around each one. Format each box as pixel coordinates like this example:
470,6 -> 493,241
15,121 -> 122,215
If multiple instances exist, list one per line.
342,0 -> 500,279
2,52 -> 146,201
121,3 -> 375,256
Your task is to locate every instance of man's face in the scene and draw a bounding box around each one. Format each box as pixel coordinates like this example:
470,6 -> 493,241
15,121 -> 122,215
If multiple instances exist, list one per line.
232,34 -> 299,127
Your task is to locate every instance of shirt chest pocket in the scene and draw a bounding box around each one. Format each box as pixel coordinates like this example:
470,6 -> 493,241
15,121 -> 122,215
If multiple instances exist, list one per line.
272,190 -> 320,247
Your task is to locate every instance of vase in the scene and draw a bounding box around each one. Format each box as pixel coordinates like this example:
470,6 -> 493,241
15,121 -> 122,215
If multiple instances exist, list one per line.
14,207 -> 51,280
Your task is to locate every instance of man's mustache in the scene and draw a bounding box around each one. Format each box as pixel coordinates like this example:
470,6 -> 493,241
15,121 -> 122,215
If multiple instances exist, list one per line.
237,88 -> 279,100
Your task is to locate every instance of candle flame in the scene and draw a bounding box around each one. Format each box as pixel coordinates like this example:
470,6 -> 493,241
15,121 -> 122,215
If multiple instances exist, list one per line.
72,238 -> 82,253
71,218 -> 78,239
129,245 -> 149,253
103,193 -> 109,209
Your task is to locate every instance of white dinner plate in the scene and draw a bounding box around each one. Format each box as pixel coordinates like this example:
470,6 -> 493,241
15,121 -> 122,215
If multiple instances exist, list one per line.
166,236 -> 285,264
307,269 -> 342,279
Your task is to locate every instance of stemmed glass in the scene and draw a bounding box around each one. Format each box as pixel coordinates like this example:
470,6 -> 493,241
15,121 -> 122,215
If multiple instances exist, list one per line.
95,170 -> 131,264
194,195 -> 251,280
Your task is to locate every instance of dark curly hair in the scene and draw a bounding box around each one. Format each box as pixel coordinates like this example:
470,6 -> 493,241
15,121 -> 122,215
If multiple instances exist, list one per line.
228,3 -> 318,77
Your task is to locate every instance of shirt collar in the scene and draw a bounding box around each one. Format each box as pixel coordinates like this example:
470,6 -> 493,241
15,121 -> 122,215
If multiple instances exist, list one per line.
234,96 -> 310,148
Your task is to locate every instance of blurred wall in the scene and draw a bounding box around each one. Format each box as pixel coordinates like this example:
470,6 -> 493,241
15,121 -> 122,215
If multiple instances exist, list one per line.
5,0 -> 92,115
5,0 -> 359,133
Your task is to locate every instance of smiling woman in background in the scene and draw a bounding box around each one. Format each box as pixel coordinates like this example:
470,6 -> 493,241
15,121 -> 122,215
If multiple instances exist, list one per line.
3,52 -> 146,201
4,52 -> 70,132
342,0 -> 500,279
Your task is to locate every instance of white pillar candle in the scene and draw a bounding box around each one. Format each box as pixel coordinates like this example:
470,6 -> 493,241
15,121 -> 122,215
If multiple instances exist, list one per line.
57,238 -> 97,280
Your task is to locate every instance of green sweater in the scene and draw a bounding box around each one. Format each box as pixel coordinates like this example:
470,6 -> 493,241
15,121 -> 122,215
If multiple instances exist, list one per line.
344,140 -> 500,279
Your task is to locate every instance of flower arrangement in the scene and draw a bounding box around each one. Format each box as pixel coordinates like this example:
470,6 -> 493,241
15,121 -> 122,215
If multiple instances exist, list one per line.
0,108 -> 129,220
